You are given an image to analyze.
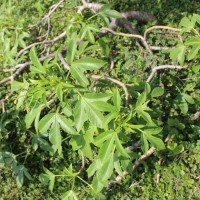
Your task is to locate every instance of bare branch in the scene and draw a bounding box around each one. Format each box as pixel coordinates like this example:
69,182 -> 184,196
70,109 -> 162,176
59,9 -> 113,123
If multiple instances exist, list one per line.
16,31 -> 66,59
78,153 -> 85,174
109,147 -> 156,185
147,65 -> 188,83
101,27 -> 153,54
29,0 -> 65,28
0,53 -> 55,84
58,53 -> 70,71
144,25 -> 180,40
192,111 -> 200,120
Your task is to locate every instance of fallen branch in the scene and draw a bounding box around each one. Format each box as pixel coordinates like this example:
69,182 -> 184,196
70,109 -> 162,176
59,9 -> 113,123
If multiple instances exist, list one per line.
0,53 -> 55,84
144,25 -> 180,41
108,147 -> 156,187
101,27 -> 153,54
147,65 -> 188,83
16,31 -> 66,59
29,0 -> 65,28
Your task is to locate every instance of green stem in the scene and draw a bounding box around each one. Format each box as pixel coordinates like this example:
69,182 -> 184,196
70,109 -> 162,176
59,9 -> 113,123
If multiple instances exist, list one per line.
77,176 -> 93,190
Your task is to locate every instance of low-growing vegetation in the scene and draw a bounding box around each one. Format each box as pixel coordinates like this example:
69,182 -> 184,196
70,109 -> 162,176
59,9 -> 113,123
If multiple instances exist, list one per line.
0,0 -> 200,199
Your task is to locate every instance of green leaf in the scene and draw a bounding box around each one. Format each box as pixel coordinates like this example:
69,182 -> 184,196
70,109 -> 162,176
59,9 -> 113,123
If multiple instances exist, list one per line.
114,154 -> 123,176
115,134 -> 129,158
113,88 -> 121,112
83,93 -> 112,102
42,167 -> 55,192
151,87 -> 164,98
97,154 -> 113,181
82,97 -> 104,128
144,132 -> 165,150
99,3 -> 113,12
55,84 -> 63,102
57,114 -> 77,135
141,134 -> 149,153
25,104 -> 42,129
74,100 -> 88,132
87,24 -> 100,32
170,44 -> 186,66
92,176 -> 106,194
144,127 -> 163,135
104,9 -> 122,18
137,110 -> 152,124
72,57 -> 107,71
145,82 -> 151,94
94,131 -> 113,147
70,65 -> 89,87
87,159 -> 101,177
11,80 -> 29,92
29,47 -> 46,74
179,100 -> 188,114
99,13 -> 110,26
102,112 -> 118,129
188,44 -> 200,60
67,39 -> 77,65
180,17 -> 194,32
77,41 -> 89,55
49,120 -> 62,154
39,113 -> 55,133
16,90 -> 27,109
99,135 -> 115,162
136,93 -> 146,107
61,190 -> 78,200
182,93 -> 195,104
14,165 -> 32,187
91,101 -> 117,112
193,14 -> 200,24
87,29 -> 95,44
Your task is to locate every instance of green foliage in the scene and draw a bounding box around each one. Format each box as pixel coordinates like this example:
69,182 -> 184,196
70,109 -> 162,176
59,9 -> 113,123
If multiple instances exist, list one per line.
0,0 -> 200,199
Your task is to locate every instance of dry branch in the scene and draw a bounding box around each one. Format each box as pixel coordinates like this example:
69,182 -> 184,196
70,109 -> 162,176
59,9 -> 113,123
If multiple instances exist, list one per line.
108,147 -> 156,187
16,31 -> 66,59
0,53 -> 55,84
144,25 -> 180,41
146,65 -> 188,82
101,27 -> 153,54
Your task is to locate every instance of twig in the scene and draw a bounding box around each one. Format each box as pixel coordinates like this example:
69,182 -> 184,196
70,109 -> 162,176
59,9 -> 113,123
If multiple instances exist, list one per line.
16,31 -> 66,59
77,1 -> 103,13
0,53 -> 55,84
110,147 -> 156,184
101,27 -> 152,54
144,25 -> 180,41
29,0 -> 65,28
126,140 -> 141,151
147,65 -> 188,83
91,74 -> 129,107
192,111 -> 200,120
78,153 -> 85,174
58,53 -> 70,71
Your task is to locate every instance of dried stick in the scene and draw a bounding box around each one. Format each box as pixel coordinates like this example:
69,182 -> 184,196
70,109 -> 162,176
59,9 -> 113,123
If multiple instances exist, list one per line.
91,74 -> 129,107
29,0 -> 65,27
16,31 -> 66,59
192,111 -> 200,120
101,27 -> 152,54
146,65 -> 188,83
58,53 -> 70,71
144,25 -> 180,41
110,147 -> 156,184
0,53 -> 55,84
78,153 -> 85,174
